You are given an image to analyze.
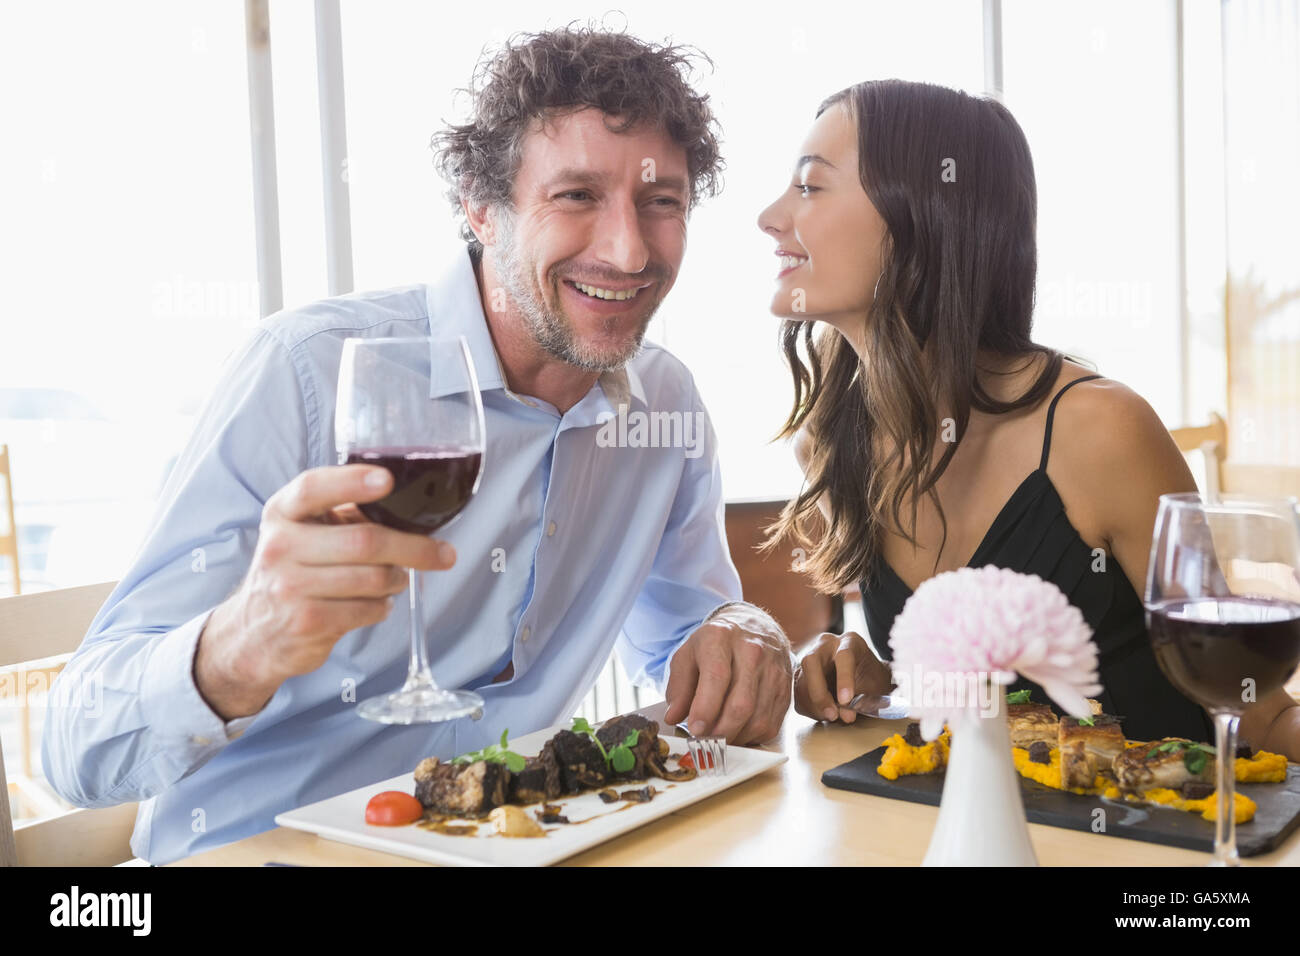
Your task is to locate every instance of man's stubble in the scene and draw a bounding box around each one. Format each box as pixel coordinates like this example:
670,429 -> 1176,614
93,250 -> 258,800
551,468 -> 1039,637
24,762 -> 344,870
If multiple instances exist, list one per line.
490,209 -> 660,373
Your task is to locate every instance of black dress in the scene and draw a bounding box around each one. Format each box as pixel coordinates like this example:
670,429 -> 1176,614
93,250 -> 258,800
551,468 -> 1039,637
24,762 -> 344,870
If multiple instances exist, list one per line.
859,374 -> 1213,743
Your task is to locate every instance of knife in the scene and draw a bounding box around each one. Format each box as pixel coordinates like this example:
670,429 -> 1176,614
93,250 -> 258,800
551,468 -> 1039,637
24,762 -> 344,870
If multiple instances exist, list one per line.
844,693 -> 911,720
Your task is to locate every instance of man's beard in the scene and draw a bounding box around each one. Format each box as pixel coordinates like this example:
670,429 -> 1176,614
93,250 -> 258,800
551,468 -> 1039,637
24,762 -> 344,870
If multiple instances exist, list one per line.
492,213 -> 656,373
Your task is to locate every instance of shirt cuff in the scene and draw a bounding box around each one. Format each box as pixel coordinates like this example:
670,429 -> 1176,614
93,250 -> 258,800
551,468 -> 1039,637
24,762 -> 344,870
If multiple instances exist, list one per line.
140,607 -> 264,751
660,635 -> 689,698
702,600 -> 751,623
700,600 -> 796,670
222,714 -> 257,740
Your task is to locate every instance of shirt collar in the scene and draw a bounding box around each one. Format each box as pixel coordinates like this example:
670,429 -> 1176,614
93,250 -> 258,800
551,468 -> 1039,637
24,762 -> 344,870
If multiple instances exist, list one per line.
425,247 -> 508,399
424,246 -> 648,412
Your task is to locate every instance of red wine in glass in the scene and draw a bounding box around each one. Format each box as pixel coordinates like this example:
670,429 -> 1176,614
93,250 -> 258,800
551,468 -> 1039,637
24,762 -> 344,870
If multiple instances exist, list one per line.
335,334 -> 486,724
344,447 -> 482,535
1149,596 -> 1300,710
1145,492 -> 1300,866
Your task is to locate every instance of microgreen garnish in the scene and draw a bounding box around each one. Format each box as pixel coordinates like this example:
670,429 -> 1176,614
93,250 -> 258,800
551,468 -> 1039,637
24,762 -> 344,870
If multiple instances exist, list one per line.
610,730 -> 641,772
1185,748 -> 1209,775
1077,716 -> 1096,726
571,717 -> 612,765
452,728 -> 526,773
1006,690 -> 1032,704
1144,739 -> 1216,774
571,717 -> 641,773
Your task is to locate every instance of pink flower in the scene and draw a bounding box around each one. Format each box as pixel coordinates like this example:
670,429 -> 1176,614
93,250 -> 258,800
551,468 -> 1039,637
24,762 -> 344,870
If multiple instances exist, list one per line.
888,565 -> 1101,738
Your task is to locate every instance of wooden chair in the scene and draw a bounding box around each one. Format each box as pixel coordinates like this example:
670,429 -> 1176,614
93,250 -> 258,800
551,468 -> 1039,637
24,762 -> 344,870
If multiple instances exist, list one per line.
0,580 -> 139,866
0,444 -> 20,596
1170,413 -> 1228,499
1168,413 -> 1299,501
578,499 -> 843,721
723,499 -> 840,653
1223,462 -> 1300,500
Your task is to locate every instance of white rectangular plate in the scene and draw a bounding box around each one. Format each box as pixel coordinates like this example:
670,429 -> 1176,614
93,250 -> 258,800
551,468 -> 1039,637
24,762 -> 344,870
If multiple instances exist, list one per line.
275,718 -> 787,866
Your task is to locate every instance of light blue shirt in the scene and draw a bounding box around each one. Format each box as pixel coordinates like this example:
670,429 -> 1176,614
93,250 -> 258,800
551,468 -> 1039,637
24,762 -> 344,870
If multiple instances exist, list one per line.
41,247 -> 743,863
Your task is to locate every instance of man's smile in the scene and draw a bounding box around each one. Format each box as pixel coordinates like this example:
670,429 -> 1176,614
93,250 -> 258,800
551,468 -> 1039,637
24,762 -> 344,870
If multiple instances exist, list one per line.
560,277 -> 655,314
565,279 -> 651,301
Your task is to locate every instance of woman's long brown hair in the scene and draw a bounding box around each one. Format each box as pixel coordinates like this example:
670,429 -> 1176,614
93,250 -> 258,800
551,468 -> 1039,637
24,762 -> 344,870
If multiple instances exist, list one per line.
763,79 -> 1064,594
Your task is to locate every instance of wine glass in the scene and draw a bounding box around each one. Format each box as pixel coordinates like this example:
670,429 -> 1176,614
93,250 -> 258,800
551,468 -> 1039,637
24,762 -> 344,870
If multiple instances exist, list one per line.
335,335 -> 486,723
1145,493 -> 1300,866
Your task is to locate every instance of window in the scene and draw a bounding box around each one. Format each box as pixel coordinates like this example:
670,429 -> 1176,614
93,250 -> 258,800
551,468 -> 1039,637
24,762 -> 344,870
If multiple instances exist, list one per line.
0,1 -> 257,592
1002,0 -> 1186,424
1222,0 -> 1300,467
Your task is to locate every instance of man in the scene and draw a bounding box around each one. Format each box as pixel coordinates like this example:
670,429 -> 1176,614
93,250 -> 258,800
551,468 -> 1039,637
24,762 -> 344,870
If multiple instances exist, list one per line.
42,26 -> 792,863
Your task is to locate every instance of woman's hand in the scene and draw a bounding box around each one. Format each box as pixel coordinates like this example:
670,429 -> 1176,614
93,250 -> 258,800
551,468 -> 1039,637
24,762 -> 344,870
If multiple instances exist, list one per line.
793,631 -> 894,723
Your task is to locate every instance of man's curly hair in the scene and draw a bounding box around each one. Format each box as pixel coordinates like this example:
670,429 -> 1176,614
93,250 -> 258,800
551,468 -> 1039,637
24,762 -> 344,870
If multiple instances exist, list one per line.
431,24 -> 725,258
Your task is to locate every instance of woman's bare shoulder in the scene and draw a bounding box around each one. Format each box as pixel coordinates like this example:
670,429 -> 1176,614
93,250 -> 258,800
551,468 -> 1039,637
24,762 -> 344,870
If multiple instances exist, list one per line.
1050,366 -> 1175,455
1047,366 -> 1197,541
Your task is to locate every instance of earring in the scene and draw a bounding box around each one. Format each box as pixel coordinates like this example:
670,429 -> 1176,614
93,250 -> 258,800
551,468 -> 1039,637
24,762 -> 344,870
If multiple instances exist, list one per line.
873,273 -> 882,300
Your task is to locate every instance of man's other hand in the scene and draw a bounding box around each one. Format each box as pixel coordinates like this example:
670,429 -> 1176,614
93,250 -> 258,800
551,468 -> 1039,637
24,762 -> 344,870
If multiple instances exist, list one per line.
663,604 -> 793,746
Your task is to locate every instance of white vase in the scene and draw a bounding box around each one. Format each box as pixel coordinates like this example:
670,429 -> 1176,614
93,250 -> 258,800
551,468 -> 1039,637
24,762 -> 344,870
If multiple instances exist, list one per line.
921,687 -> 1039,866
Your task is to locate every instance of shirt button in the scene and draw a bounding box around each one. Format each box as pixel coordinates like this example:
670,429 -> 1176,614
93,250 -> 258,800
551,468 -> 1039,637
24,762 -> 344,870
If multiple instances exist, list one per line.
521,626 -> 531,643
546,521 -> 557,537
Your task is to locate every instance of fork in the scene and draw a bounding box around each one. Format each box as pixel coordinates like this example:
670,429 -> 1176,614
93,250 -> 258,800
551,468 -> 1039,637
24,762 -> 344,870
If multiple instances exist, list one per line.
674,722 -> 727,775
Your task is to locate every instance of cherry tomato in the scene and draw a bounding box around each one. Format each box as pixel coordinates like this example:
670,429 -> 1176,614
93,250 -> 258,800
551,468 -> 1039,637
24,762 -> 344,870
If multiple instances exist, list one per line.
678,751 -> 695,771
365,790 -> 424,826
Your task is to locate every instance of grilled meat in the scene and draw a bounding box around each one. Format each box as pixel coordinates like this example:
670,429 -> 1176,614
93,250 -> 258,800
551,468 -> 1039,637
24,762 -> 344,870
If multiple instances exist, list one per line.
596,714 -> 659,781
1060,714 -> 1126,772
1112,738 -> 1216,793
412,715 -> 697,825
551,729 -> 609,793
1008,702 -> 1059,750
413,757 -> 509,816
506,738 -> 562,804
1060,740 -> 1098,789
1058,714 -> 1127,788
595,714 -> 697,782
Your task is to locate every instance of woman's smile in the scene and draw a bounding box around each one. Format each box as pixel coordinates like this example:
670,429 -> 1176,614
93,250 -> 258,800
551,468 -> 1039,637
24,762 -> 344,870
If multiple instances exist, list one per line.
776,250 -> 809,278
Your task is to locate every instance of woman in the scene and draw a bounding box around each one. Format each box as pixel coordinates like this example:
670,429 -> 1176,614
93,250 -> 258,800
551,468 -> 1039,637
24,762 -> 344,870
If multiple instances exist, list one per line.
756,79 -> 1298,753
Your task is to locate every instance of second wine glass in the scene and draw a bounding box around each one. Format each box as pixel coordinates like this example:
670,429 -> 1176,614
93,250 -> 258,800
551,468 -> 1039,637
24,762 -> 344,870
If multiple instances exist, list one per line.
1145,493 -> 1300,865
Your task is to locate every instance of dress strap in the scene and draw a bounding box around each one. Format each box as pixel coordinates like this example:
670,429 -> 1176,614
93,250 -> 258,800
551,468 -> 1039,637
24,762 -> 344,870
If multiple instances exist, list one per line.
1039,374 -> 1104,471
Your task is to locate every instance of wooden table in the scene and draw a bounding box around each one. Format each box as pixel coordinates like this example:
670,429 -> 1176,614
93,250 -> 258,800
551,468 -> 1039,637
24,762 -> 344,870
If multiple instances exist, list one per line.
170,700 -> 1300,866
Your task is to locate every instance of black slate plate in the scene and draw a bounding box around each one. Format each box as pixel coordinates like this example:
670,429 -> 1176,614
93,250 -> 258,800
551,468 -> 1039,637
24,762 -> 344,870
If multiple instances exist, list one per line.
822,746 -> 1300,857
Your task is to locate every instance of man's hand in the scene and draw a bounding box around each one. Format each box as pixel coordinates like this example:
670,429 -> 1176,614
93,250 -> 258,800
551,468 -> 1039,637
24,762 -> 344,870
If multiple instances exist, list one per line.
662,603 -> 793,745
793,631 -> 894,724
194,464 -> 457,720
